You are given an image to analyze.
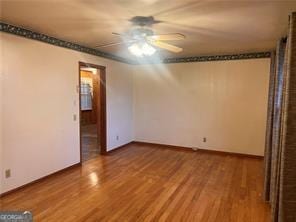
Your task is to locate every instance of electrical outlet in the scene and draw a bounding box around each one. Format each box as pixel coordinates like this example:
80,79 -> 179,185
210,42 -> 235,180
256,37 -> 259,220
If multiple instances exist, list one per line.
203,137 -> 207,143
5,169 -> 11,178
116,135 -> 119,141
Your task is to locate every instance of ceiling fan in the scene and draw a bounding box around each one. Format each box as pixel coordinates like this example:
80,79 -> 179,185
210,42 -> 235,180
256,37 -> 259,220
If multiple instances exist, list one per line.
94,16 -> 185,57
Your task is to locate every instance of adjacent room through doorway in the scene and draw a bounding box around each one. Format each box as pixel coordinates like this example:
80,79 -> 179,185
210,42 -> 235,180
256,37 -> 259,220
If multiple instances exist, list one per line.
79,62 -> 107,162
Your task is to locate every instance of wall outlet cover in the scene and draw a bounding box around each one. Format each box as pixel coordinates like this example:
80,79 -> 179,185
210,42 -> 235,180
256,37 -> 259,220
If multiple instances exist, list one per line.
5,169 -> 11,178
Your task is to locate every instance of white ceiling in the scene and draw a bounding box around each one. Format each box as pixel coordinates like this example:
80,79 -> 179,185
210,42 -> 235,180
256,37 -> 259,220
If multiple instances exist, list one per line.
1,0 -> 296,60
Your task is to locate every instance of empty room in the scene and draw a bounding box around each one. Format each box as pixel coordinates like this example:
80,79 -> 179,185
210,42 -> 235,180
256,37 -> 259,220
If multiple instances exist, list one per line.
0,1 -> 296,222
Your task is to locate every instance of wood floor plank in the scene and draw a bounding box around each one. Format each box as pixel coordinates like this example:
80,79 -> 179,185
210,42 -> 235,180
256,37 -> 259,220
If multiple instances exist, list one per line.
0,143 -> 270,221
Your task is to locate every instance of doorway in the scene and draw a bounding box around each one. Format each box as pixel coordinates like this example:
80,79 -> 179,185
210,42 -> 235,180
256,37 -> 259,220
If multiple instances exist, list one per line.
79,62 -> 106,162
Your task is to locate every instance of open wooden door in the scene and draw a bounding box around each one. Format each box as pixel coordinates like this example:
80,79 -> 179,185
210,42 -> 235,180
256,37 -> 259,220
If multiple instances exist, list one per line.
79,62 -> 107,163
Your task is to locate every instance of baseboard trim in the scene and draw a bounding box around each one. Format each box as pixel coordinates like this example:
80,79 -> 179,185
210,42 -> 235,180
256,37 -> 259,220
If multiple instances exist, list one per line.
132,141 -> 263,159
106,141 -> 134,154
0,162 -> 81,198
132,141 -> 193,152
0,141 -> 262,197
0,142 -> 132,197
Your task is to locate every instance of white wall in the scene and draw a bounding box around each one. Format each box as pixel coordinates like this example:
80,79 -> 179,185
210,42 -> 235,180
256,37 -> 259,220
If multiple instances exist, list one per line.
0,33 -> 133,194
0,31 -> 271,194
133,59 -> 270,156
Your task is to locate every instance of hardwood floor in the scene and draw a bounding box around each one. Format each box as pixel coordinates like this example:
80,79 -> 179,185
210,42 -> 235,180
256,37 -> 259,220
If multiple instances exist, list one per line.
81,124 -> 100,161
0,143 -> 270,222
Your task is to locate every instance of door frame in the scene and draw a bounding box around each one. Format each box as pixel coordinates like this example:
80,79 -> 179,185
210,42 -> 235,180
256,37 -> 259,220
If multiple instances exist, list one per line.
78,61 -> 107,163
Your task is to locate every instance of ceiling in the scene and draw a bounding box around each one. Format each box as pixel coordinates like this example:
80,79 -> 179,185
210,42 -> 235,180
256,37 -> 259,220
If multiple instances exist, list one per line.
1,0 -> 296,60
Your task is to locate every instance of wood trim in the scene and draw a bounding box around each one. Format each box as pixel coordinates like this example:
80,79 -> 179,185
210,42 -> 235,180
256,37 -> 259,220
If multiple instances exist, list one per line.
132,141 -> 193,152
106,142 -> 134,154
79,62 -> 107,160
79,61 -> 106,70
99,68 -> 107,155
0,163 -> 81,198
78,63 -> 82,162
132,141 -> 263,159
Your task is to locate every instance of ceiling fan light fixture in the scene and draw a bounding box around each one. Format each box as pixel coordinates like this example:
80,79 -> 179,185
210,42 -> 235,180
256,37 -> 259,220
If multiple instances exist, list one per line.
128,42 -> 156,57
128,43 -> 143,57
142,43 -> 156,55
98,17 -> 185,55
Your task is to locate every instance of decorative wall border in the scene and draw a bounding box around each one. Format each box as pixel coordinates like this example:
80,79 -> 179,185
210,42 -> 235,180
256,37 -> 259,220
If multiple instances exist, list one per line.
0,22 -> 136,64
0,21 -> 271,65
162,51 -> 271,64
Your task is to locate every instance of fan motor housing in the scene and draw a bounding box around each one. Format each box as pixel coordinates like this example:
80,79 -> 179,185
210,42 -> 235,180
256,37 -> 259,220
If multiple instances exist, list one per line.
129,28 -> 154,40
129,16 -> 161,27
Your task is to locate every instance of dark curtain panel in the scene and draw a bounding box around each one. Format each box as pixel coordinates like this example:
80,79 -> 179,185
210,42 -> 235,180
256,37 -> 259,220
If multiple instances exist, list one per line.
264,51 -> 276,202
270,39 -> 287,221
278,13 -> 296,222
264,12 -> 296,222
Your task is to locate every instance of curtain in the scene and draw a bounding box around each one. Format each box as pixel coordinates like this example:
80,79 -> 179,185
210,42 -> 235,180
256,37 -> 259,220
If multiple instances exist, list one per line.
263,39 -> 286,205
270,39 -> 286,221
264,12 -> 296,222
277,13 -> 296,222
263,51 -> 276,202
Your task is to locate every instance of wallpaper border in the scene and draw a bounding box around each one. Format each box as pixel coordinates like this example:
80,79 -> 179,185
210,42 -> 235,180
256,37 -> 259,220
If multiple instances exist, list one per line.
0,22 -> 271,65
0,22 -> 135,64
162,51 -> 271,63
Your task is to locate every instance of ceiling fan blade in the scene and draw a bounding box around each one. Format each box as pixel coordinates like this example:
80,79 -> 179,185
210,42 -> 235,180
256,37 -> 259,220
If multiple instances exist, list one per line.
112,32 -> 122,36
112,32 -> 135,40
94,42 -> 126,48
147,33 -> 185,41
150,40 -> 183,53
95,39 -> 138,48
